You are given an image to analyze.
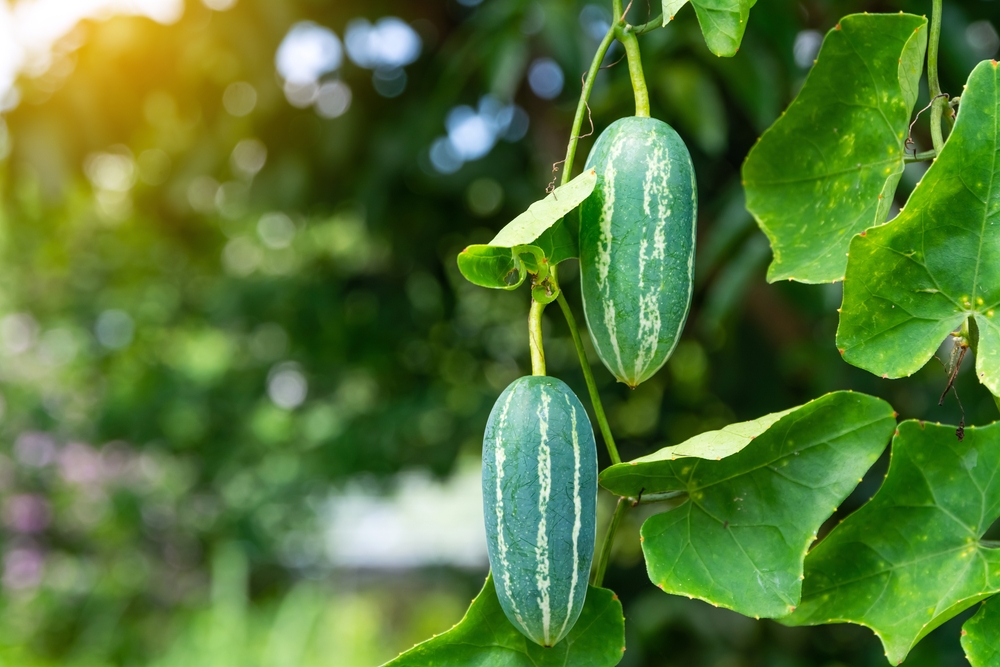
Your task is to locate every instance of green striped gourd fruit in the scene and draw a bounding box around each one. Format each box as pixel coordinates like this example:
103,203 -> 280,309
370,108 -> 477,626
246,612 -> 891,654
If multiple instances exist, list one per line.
482,375 -> 598,647
579,116 -> 698,387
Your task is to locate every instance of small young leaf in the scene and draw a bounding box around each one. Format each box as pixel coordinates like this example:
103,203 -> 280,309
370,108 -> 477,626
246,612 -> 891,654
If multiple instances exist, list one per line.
837,60 -> 1000,396
457,244 -> 529,290
962,597 -> 1000,667
489,169 -> 596,249
662,0 -> 753,58
531,281 -> 560,305
382,575 -> 625,667
600,391 -> 896,619
456,170 -> 595,289
533,215 -> 579,265
742,13 -> 927,283
785,420 -> 1000,665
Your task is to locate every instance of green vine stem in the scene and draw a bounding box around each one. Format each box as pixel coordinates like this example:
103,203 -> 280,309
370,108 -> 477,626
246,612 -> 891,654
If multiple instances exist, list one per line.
592,496 -> 628,586
549,12 -> 622,465
559,24 -> 617,189
556,294 -> 621,464
529,298 -> 546,376
614,0 -> 651,118
927,0 -> 946,151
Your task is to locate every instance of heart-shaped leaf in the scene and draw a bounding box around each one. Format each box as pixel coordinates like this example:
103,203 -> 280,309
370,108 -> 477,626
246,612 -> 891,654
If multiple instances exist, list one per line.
742,13 -> 928,283
662,0 -> 754,58
785,419 -> 1000,665
382,575 -> 625,667
600,391 -> 896,619
456,169 -> 596,290
963,597 -> 1000,667
837,60 -> 1000,396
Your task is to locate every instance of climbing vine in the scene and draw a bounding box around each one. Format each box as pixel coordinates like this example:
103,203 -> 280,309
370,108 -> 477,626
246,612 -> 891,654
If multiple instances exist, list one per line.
386,1 -> 1000,665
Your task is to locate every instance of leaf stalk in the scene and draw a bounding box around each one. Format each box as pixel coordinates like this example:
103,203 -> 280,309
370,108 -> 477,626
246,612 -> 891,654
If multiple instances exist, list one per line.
626,490 -> 688,506
625,13 -> 664,35
904,149 -> 937,163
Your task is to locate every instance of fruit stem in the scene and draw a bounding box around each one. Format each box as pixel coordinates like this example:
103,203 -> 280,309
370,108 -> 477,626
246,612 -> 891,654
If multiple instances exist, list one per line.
927,0 -> 946,151
556,294 -> 621,465
592,496 -> 628,587
560,22 -> 617,187
614,0 -> 651,118
529,298 -> 546,376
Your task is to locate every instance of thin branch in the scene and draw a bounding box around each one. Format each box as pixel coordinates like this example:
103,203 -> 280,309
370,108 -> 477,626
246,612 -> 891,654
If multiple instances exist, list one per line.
556,295 -> 621,465
927,0 -> 947,151
592,497 -> 628,586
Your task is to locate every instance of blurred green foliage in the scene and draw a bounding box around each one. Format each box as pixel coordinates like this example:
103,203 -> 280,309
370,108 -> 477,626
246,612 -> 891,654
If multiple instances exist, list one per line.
0,0 -> 997,665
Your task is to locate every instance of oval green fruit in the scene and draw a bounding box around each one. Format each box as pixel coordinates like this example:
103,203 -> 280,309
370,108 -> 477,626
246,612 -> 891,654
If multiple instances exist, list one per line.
482,375 -> 598,647
579,116 -> 698,387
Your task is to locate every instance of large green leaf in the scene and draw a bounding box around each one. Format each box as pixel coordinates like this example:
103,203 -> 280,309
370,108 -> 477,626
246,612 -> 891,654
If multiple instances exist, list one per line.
963,597 -> 1000,667
662,0 -> 753,58
785,420 -> 1000,665
837,60 -> 1000,396
383,575 -> 625,667
742,14 -> 927,284
600,391 -> 896,619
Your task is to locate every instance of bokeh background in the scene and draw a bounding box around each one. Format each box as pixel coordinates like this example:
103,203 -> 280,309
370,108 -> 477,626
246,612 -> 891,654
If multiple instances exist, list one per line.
0,0 -> 998,665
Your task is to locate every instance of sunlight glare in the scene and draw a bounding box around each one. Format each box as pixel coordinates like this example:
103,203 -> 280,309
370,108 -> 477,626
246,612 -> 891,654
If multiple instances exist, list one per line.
0,0 -> 184,110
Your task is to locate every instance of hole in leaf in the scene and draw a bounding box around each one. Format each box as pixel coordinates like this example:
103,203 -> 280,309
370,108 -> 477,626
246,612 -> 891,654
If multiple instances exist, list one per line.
503,268 -> 521,286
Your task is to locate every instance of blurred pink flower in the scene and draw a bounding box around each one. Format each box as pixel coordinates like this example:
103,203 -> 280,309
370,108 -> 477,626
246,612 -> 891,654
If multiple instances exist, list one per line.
14,432 -> 56,468
4,494 -> 51,533
58,442 -> 103,485
3,547 -> 44,590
